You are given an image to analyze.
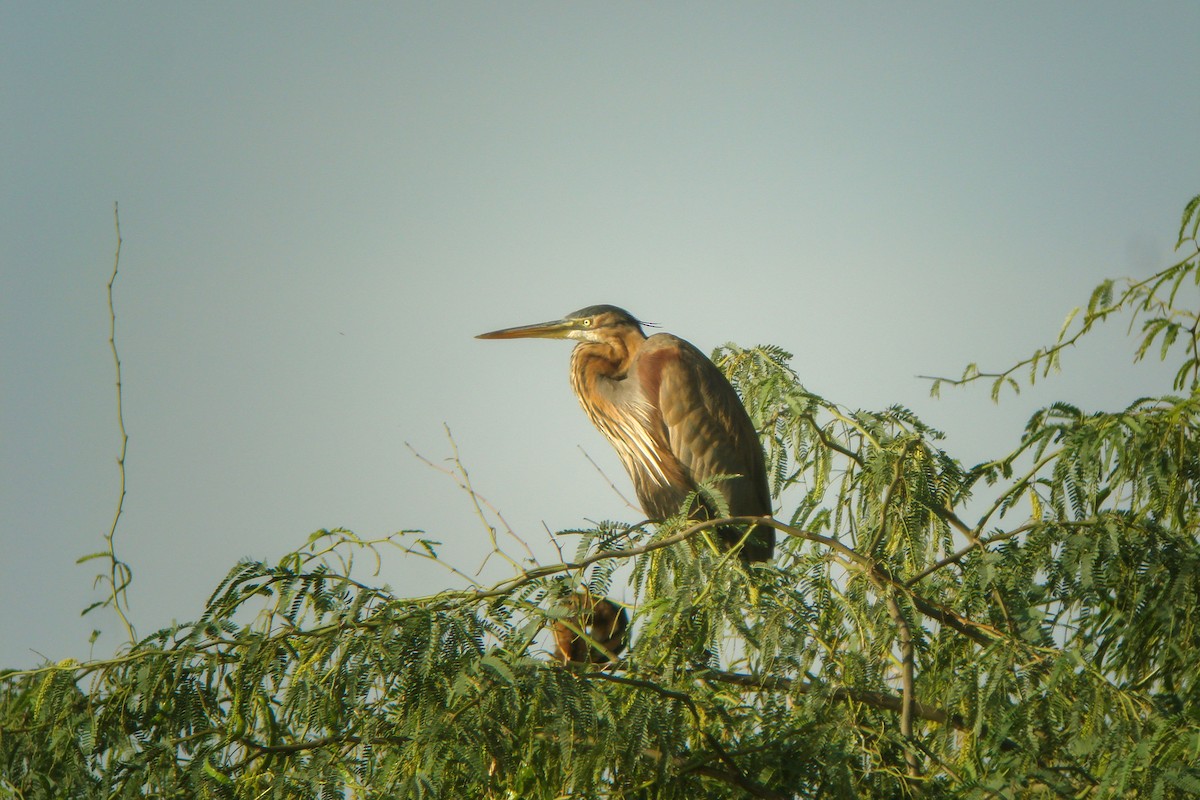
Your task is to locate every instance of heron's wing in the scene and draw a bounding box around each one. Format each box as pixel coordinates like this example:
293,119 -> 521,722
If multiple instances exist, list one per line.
636,334 -> 773,521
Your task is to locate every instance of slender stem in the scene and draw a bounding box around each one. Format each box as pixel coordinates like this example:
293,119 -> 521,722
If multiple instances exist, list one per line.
885,591 -> 920,779
577,445 -> 641,511
920,250 -> 1198,390
104,202 -> 136,644
973,449 -> 1061,535
906,525 -> 1030,586
748,517 -> 1009,647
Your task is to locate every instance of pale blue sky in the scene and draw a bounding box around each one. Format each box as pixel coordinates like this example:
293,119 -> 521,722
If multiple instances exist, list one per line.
2,3 -> 1197,666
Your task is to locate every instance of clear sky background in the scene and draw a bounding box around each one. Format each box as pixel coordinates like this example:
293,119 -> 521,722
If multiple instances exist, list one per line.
2,3 -> 1197,668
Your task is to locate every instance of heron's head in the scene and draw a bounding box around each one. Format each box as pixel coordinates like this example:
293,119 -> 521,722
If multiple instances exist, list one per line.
476,305 -> 647,344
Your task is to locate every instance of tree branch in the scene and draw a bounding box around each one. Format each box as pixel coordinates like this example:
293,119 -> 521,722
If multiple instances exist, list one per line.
885,591 -> 921,779
703,670 -> 961,730
85,201 -> 137,645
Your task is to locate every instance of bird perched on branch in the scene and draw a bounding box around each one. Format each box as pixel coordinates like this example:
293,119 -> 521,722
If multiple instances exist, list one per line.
551,592 -> 629,664
477,305 -> 774,562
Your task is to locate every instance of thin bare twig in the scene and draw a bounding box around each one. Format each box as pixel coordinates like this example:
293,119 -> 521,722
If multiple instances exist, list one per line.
396,540 -> 484,589
91,202 -> 136,644
577,445 -> 641,511
406,429 -> 536,576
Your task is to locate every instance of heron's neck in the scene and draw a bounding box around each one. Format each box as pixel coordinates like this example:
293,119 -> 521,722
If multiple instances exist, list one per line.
570,330 -> 644,383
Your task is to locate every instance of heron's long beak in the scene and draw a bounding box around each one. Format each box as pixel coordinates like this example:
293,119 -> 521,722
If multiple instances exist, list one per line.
476,318 -> 576,340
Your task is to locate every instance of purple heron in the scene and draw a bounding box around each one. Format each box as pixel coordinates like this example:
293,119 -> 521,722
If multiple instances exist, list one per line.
477,305 -> 774,562
551,592 -> 629,664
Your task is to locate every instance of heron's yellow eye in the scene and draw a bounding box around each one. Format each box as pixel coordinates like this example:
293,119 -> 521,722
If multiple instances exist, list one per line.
581,319 -> 593,327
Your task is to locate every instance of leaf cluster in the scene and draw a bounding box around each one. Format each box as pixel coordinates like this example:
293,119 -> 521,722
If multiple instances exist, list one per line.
927,194 -> 1200,399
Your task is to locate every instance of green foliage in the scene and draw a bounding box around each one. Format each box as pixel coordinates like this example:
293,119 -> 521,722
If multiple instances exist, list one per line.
3,195 -> 1200,798
928,194 -> 1200,399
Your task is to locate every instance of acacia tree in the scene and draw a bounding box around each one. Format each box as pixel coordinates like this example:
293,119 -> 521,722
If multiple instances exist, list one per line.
3,196 -> 1200,799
